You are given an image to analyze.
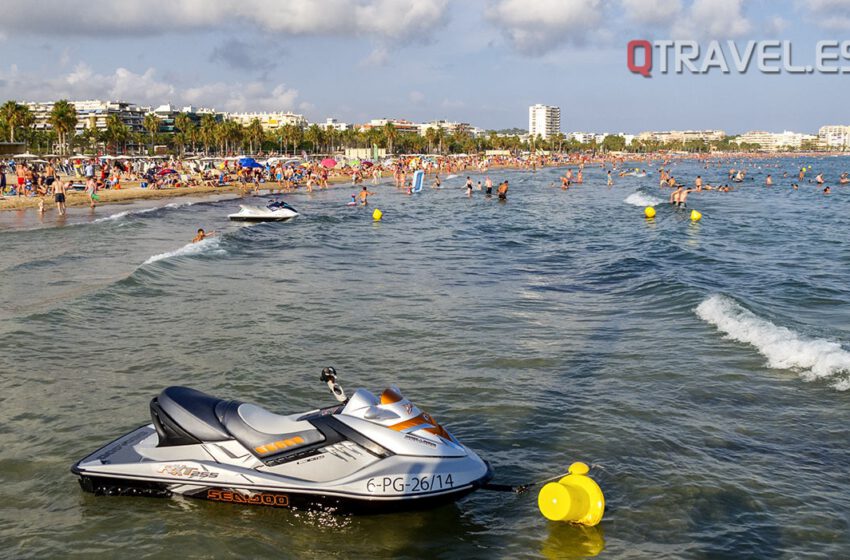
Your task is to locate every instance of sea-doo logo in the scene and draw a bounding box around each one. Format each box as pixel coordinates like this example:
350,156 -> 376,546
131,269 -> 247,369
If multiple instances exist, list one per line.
157,465 -> 219,479
207,489 -> 289,507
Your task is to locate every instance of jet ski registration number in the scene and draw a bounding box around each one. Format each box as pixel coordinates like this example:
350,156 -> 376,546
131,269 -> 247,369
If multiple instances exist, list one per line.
366,474 -> 454,494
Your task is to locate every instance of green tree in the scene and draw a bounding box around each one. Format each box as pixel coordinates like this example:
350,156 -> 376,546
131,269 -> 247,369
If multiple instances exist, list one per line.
245,118 -> 264,154
383,122 -> 398,154
199,114 -> 217,154
601,135 -> 626,152
48,100 -> 78,155
143,113 -> 160,154
104,114 -> 130,153
174,112 -> 193,155
0,101 -> 33,144
424,127 -> 438,153
304,124 -> 324,154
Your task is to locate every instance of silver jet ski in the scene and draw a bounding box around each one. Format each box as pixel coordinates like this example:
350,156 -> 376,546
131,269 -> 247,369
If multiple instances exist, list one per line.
72,368 -> 492,513
228,200 -> 298,222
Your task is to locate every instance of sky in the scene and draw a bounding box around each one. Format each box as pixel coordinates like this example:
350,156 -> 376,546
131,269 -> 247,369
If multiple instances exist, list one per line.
1,0 -> 850,134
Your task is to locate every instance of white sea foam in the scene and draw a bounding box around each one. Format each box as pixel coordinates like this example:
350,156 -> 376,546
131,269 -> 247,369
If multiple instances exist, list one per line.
445,174 -> 458,180
94,200 -> 197,223
624,191 -> 663,207
696,294 -> 850,390
93,206 -> 159,223
143,237 -> 224,265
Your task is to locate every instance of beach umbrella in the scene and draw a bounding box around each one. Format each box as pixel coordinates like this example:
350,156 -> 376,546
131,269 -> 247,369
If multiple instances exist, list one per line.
361,161 -> 374,168
157,168 -> 177,176
13,152 -> 38,159
349,158 -> 361,167
238,157 -> 258,168
321,158 -> 337,169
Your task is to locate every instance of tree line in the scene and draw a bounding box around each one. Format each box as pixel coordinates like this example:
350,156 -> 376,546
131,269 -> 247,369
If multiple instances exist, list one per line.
0,99 -> 815,157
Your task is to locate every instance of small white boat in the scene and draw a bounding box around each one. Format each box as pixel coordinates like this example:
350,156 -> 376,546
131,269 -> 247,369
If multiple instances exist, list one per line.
229,201 -> 299,222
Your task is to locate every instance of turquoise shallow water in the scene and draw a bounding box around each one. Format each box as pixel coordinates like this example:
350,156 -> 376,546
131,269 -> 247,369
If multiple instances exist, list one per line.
0,157 -> 849,559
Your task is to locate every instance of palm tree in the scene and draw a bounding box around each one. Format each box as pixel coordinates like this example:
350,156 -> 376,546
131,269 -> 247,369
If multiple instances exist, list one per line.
324,127 -> 339,153
0,101 -> 33,144
304,124 -> 323,155
383,122 -> 397,155
227,121 -> 243,154
245,118 -> 264,154
280,123 -> 301,155
424,127 -> 438,153
104,114 -> 129,154
143,114 -> 160,154
434,125 -> 446,155
199,114 -> 217,154
48,100 -> 78,156
174,112 -> 193,155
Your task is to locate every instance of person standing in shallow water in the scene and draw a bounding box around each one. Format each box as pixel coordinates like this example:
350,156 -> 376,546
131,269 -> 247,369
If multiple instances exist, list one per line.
359,185 -> 375,205
497,180 -> 508,200
54,180 -> 67,215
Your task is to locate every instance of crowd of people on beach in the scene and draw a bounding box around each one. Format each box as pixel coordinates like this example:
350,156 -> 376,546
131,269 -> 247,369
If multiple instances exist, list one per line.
1,150 -> 846,218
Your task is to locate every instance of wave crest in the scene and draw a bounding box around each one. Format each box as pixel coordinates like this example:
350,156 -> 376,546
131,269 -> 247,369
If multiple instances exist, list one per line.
696,294 -> 850,391
624,192 -> 663,207
143,237 -> 224,265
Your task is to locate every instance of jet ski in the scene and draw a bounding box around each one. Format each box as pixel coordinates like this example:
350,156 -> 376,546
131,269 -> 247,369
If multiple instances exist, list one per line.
228,200 -> 298,222
71,368 -> 492,513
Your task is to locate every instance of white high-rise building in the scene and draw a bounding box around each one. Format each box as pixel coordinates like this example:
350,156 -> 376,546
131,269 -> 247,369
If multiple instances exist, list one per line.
528,104 -> 561,139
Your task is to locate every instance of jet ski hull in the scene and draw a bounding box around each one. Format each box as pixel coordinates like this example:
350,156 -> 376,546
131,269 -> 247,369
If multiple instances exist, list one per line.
72,422 -> 493,514
228,205 -> 298,222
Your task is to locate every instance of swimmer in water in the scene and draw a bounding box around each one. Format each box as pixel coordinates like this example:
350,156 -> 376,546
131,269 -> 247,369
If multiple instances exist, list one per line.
816,173 -> 824,185
765,174 -> 773,186
193,228 -> 216,243
350,194 -> 357,204
824,186 -> 831,194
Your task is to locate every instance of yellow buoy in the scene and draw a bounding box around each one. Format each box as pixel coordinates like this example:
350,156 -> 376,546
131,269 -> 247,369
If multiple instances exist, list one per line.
690,209 -> 702,222
537,462 -> 605,526
372,208 -> 383,221
644,206 -> 656,219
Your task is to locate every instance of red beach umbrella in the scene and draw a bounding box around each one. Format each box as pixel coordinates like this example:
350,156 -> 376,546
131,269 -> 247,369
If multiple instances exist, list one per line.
320,158 -> 337,169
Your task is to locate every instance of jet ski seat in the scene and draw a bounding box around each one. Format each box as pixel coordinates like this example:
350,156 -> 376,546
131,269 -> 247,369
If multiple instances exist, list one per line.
217,401 -> 325,459
152,386 -> 230,446
151,386 -> 325,457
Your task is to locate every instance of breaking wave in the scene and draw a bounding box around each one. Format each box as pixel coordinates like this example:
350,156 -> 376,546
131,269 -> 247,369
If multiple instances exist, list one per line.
696,294 -> 850,391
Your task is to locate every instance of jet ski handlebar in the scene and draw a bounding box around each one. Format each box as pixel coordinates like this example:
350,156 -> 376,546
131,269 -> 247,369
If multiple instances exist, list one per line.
320,367 -> 348,403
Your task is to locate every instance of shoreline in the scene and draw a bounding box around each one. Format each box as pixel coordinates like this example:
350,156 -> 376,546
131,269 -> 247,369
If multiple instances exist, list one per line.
2,151 -> 846,212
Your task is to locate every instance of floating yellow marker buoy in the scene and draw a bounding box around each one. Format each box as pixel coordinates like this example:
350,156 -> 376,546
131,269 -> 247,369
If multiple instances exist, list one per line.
537,462 -> 605,526
690,209 -> 702,222
372,208 -> 382,221
644,206 -> 656,219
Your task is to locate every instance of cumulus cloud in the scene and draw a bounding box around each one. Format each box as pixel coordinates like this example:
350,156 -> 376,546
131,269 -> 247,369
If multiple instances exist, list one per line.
209,39 -> 285,71
361,46 -> 390,67
0,0 -> 448,42
486,0 -> 605,55
804,0 -> 850,29
621,0 -> 681,25
0,62 -> 302,112
680,0 -> 752,38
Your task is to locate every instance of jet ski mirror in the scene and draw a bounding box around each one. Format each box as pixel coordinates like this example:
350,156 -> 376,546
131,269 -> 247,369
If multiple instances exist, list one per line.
320,366 -> 347,403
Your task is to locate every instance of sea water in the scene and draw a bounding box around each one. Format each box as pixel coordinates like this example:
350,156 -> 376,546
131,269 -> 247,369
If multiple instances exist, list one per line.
0,158 -> 848,558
